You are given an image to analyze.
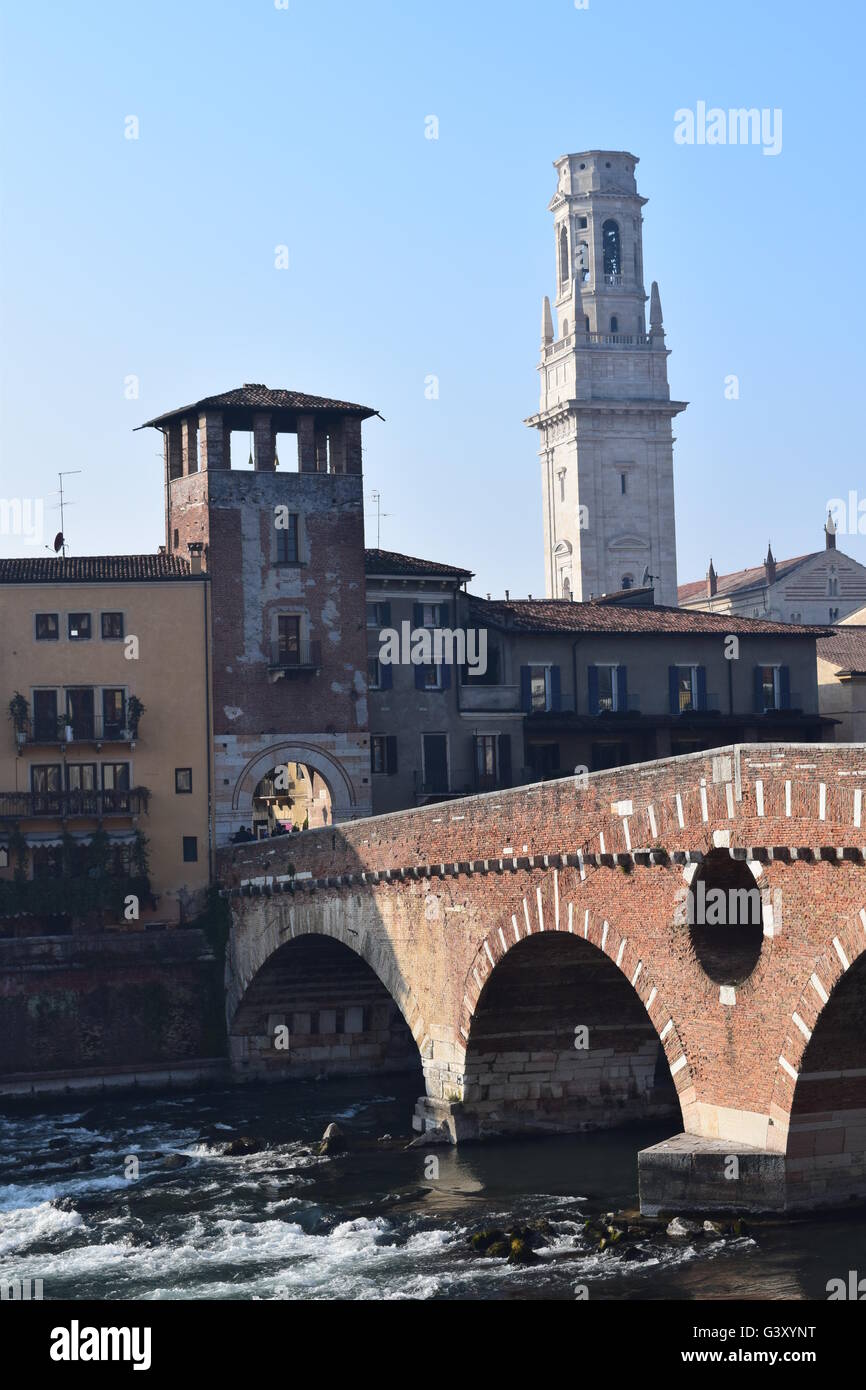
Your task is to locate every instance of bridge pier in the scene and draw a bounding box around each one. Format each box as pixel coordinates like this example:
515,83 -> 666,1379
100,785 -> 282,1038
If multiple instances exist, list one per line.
638,1134 -> 788,1214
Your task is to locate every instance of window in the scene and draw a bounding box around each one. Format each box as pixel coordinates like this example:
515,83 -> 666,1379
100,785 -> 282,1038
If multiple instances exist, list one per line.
173,529 -> 179,550
175,768 -> 193,794
277,615 -> 301,664
530,666 -> 551,712
183,836 -> 198,863
367,656 -> 382,690
419,602 -> 442,628
621,574 -> 633,590
33,689 -> 58,741
101,612 -> 124,640
366,601 -> 390,629
31,763 -> 62,794
602,219 -> 621,279
830,607 -> 840,622
671,664 -> 705,714
102,762 -> 131,812
595,664 -> 619,713
35,613 -> 59,640
66,763 -> 97,792
370,735 -> 397,775
275,513 -> 300,563
421,664 -> 443,690
65,688 -> 95,739
620,473 -> 627,495
102,689 -> 125,739
68,612 -> 91,641
474,734 -> 498,789
828,576 -> 839,596
610,316 -> 619,333
559,224 -> 569,284
577,215 -> 587,229
754,665 -> 790,713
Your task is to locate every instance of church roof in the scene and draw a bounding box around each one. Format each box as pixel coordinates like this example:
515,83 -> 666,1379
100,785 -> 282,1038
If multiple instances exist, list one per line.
678,553 -> 815,604
817,627 -> 866,675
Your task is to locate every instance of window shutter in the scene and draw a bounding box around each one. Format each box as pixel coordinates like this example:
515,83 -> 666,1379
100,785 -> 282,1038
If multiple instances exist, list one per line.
385,736 -> 398,775
588,665 -> 599,716
440,661 -> 451,690
779,665 -> 791,709
380,661 -> 393,690
753,667 -> 765,713
550,665 -> 562,712
669,666 -> 680,715
498,734 -> 512,788
413,603 -> 424,628
438,601 -> 450,627
616,665 -> 628,712
696,665 -> 707,711
520,666 -> 532,713
414,663 -> 426,691
381,601 -> 391,626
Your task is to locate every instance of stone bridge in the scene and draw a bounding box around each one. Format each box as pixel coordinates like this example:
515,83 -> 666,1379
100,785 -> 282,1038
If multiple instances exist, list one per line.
218,743 -> 866,1214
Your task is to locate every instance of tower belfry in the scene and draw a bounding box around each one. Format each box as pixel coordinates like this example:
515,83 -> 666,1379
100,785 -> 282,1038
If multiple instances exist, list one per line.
526,151 -> 687,605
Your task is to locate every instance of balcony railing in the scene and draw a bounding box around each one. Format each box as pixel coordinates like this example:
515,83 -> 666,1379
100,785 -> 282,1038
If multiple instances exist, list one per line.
267,639 -> 322,672
13,710 -> 139,748
543,332 -> 650,359
0,788 -> 149,820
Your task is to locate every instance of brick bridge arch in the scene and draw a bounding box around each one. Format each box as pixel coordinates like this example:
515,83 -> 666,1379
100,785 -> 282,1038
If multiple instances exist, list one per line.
221,743 -> 866,1212
229,739 -> 358,831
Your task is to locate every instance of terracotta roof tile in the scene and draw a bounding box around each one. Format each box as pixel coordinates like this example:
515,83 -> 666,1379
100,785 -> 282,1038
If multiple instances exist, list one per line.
678,554 -> 814,603
139,384 -> 377,428
0,554 -> 193,583
817,627 -> 866,673
469,595 -> 827,638
365,549 -> 473,580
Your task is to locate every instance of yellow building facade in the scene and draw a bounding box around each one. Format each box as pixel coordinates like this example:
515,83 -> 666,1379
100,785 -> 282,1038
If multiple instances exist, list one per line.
0,555 -> 213,932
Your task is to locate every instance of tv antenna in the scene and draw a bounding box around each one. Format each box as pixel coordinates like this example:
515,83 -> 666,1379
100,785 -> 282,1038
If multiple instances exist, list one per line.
368,490 -> 392,549
51,471 -> 82,557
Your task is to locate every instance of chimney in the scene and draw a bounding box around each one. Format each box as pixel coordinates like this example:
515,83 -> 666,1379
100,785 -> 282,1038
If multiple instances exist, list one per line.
505,589 -> 510,600
707,559 -> 717,598
764,542 -> 776,587
188,541 -> 204,576
825,509 -> 837,550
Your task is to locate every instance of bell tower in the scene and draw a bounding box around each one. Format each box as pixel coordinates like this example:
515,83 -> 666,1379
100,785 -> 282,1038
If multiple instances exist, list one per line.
526,151 -> 687,606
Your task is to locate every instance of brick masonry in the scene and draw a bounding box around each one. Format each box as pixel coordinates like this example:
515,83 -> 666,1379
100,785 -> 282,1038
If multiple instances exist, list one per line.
221,742 -> 866,1210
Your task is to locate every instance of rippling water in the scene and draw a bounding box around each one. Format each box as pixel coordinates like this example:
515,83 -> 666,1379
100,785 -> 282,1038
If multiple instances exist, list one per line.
1,1077 -> 862,1301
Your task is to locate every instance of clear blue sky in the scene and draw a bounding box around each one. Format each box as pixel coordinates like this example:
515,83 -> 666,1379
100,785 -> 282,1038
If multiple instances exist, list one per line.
1,0 -> 863,596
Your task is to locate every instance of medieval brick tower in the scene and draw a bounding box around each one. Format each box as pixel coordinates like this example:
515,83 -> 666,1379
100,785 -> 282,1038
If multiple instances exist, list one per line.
526,152 -> 687,606
142,385 -> 376,843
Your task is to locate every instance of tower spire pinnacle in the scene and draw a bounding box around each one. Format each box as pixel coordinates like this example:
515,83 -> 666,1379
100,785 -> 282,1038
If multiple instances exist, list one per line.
649,281 -> 664,341
541,295 -> 553,346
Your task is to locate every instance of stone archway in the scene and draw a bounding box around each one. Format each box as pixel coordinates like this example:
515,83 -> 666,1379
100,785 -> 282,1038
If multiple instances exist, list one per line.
226,741 -> 357,842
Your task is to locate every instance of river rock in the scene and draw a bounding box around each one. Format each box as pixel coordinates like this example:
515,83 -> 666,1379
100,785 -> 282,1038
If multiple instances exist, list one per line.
666,1216 -> 702,1238
220,1135 -> 266,1157
319,1123 -> 347,1155
161,1153 -> 189,1170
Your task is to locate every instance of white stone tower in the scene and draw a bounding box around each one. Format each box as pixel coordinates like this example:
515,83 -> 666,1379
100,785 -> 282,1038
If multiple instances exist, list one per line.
526,151 -> 687,606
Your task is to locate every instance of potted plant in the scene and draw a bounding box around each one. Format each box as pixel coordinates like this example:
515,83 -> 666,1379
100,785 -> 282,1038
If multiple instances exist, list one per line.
126,696 -> 145,744
8,692 -> 28,750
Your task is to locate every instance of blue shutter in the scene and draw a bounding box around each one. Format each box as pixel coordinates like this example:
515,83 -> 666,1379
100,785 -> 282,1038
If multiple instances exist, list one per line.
753,667 -> 765,713
779,665 -> 791,709
588,665 -> 599,716
696,666 -> 707,711
497,734 -> 512,788
413,603 -> 424,628
440,661 -> 451,690
520,666 -> 532,712
438,601 -> 450,627
380,661 -> 393,690
385,736 -> 398,775
415,662 -> 426,690
550,665 -> 561,712
669,666 -> 680,715
616,666 -> 628,712
381,601 -> 391,626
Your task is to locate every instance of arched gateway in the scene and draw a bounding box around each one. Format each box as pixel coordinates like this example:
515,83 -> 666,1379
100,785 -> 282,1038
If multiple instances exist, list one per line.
221,743 -> 866,1214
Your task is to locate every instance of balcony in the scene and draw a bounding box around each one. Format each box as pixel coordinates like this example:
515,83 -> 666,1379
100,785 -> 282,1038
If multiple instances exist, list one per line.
10,701 -> 143,750
267,639 -> 322,676
0,788 -> 149,820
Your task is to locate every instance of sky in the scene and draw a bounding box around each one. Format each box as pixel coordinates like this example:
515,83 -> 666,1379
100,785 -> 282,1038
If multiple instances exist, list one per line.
1,0 -> 864,597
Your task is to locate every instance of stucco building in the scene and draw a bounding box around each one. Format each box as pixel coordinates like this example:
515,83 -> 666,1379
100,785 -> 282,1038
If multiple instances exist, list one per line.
0,555 -> 212,932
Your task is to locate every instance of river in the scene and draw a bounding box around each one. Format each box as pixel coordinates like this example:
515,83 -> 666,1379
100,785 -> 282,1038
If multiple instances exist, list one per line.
1,1076 -> 862,1301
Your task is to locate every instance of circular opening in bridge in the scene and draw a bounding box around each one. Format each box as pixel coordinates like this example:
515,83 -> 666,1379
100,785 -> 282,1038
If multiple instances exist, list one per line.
687,851 -> 764,984
247,762 -> 332,838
